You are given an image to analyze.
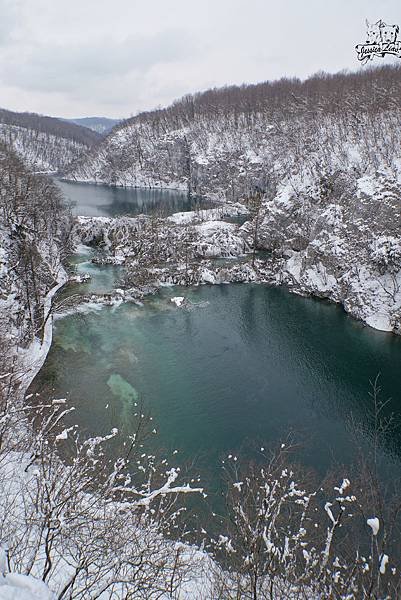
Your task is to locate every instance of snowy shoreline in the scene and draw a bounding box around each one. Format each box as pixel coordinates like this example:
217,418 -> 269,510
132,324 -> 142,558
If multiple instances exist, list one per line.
58,175 -> 236,206
58,175 -> 188,192
17,267 -> 68,394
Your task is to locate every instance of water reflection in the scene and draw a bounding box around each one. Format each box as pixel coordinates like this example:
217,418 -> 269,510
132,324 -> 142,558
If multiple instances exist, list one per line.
55,179 -> 214,217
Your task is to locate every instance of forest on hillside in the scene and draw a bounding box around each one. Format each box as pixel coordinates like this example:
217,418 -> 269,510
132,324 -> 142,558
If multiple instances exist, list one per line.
0,108 -> 101,172
66,65 -> 401,199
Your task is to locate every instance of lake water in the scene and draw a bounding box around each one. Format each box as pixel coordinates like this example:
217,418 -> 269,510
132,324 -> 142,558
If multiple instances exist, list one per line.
56,178 -> 214,217
35,183 -> 401,507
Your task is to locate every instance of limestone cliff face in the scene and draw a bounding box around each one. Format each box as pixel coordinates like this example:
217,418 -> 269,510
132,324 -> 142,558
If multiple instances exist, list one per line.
253,173 -> 401,333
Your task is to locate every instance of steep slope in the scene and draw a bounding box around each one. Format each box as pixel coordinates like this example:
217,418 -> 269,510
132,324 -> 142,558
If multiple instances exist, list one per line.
254,173 -> 401,332
0,143 -> 71,379
0,108 -> 101,172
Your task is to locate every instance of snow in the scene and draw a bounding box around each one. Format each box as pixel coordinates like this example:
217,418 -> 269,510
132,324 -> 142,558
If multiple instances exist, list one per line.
324,502 -> 336,525
275,183 -> 295,208
286,254 -> 302,281
357,175 -> 377,197
55,428 -> 72,441
379,553 -> 389,575
17,266 -> 68,392
0,123 -> 88,172
171,296 -> 185,307
0,574 -> 55,600
168,204 -> 248,225
367,517 -> 380,536
68,164 -> 401,337
200,268 -> 216,284
195,220 -> 234,234
133,468 -> 203,508
194,221 -> 247,258
334,479 -> 350,495
364,313 -> 392,332
267,174 -> 401,335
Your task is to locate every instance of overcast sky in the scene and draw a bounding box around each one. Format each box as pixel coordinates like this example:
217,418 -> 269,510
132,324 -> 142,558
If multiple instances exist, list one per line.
0,0 -> 399,119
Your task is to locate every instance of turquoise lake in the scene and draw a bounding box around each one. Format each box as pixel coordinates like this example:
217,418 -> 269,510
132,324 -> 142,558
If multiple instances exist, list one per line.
34,183 -> 401,503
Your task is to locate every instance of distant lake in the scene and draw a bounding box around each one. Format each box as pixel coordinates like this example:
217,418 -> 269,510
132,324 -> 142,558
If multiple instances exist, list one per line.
55,179 -> 214,217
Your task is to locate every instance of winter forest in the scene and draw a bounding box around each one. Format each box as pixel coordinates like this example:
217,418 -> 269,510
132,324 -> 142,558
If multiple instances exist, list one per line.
1,2 -> 401,599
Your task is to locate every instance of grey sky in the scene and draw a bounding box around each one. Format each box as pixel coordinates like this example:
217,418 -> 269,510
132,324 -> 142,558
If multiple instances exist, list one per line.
0,0 -> 399,118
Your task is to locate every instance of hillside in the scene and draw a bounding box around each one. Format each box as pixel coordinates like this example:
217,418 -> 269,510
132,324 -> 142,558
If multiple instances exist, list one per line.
64,65 -> 401,334
0,143 -> 70,355
64,116 -> 120,134
0,108 -> 101,172
64,66 -> 401,195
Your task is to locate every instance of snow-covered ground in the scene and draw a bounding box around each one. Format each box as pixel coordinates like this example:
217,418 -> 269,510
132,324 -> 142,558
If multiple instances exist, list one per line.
0,572 -> 55,600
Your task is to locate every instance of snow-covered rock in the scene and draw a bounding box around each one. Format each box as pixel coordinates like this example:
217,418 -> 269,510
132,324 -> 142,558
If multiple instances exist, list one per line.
256,173 -> 401,333
64,67 -> 401,334
72,213 -> 249,264
167,203 -> 249,225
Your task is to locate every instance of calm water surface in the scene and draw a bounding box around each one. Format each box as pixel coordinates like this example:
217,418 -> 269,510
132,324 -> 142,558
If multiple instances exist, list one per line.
38,282 -> 401,483
35,184 -> 401,501
56,179 -> 214,217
